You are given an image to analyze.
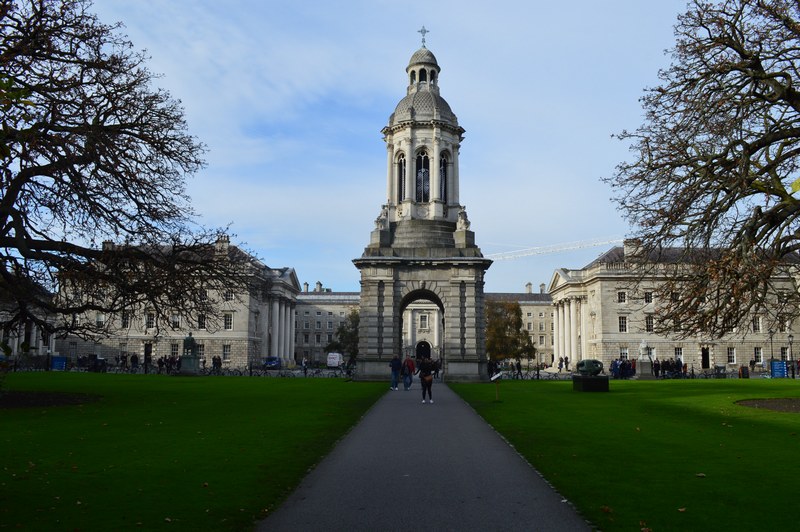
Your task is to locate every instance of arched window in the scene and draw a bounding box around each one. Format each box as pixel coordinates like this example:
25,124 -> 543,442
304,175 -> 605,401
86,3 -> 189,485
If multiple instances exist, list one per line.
410,71 -> 416,84
439,153 -> 448,202
419,69 -> 427,83
430,70 -> 436,84
397,153 -> 406,201
416,150 -> 430,202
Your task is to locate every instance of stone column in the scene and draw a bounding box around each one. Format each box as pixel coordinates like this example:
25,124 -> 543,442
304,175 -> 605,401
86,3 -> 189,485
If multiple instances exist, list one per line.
580,297 -> 589,361
386,143 -> 394,204
569,297 -> 578,366
271,298 -> 280,357
406,139 -> 415,202
553,302 -> 560,365
277,299 -> 285,362
452,144 -> 460,205
289,303 -> 296,365
563,299 -> 571,367
283,302 -> 291,365
431,133 -> 440,204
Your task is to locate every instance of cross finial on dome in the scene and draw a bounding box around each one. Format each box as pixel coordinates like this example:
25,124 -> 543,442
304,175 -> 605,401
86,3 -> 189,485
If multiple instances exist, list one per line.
418,26 -> 429,48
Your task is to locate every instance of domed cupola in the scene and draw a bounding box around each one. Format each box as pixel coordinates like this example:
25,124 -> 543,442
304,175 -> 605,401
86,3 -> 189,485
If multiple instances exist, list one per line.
389,46 -> 457,126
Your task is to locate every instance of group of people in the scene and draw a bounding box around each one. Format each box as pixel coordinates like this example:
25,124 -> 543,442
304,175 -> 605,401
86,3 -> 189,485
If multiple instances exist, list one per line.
155,355 -> 183,374
389,355 -> 439,403
609,357 -> 637,379
653,358 -> 686,378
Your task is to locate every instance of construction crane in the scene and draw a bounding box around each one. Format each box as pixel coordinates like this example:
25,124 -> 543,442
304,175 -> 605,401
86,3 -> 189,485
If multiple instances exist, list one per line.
486,237 -> 624,261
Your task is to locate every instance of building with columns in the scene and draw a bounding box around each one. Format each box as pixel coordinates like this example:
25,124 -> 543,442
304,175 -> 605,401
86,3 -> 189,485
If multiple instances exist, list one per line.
550,241 -> 798,372
55,238 -> 300,369
294,282 -> 359,365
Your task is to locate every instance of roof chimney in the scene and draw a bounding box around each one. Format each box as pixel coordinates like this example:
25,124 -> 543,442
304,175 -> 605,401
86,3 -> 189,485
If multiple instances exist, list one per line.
303,282 -> 309,293
315,281 -> 323,293
525,282 -> 532,294
540,283 -> 546,294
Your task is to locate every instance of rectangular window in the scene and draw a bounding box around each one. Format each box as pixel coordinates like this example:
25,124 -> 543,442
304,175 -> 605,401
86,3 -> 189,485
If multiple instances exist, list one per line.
328,311 -> 333,316
315,333 -> 321,345
781,346 -> 788,361
674,347 -> 683,360
420,314 -> 429,329
539,322 -> 545,332
171,313 -> 180,328
645,315 -> 654,333
146,312 -> 155,329
752,315 -> 761,333
169,343 -> 178,358
316,311 -> 322,316
303,333 -> 309,343
727,347 -> 736,364
304,311 -> 309,316
619,347 -> 628,359
224,313 -> 233,330
198,314 -> 206,330
527,312 -> 532,317
316,321 -> 322,329
778,317 -> 787,333
69,341 -> 77,356
538,335 -> 545,346
197,344 -> 205,358
754,346 -> 762,364
223,290 -> 234,301
327,321 -> 334,330
644,292 -> 653,304
618,316 -> 628,333
539,312 -> 544,318
527,322 -> 532,331
96,313 -> 105,327
304,321 -> 310,329
222,344 -> 231,361
327,333 -> 333,343
121,311 -> 130,329
618,291 -> 627,303
119,342 -> 127,358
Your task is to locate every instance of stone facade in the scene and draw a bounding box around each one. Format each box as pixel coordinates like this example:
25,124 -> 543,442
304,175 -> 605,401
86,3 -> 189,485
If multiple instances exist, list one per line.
549,242 -> 798,373
55,240 -> 300,369
294,282 -> 359,365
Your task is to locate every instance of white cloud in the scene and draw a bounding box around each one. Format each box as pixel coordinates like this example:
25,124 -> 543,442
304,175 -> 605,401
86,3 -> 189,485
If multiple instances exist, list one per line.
93,0 -> 687,292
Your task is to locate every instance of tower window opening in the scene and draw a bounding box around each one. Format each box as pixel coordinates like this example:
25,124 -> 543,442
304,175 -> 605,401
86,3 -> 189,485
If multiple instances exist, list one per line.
439,153 -> 448,202
397,153 -> 407,201
410,71 -> 416,84
416,151 -> 430,202
430,70 -> 436,84
419,69 -> 427,83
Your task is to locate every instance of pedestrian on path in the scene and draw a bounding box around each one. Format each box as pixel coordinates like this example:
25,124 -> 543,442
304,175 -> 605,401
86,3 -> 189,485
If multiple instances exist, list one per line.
389,355 -> 401,390
418,357 -> 434,403
402,355 -> 415,390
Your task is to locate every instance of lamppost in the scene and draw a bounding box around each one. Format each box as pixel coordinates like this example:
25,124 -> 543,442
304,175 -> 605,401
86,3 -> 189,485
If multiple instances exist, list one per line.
789,334 -> 794,379
768,329 -> 775,377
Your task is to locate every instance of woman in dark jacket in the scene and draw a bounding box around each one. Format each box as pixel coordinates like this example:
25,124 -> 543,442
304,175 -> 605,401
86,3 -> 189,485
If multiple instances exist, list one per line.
419,358 -> 434,404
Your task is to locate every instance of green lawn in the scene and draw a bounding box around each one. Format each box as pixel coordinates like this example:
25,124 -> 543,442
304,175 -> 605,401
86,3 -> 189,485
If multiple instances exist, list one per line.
451,379 -> 800,531
0,372 -> 386,531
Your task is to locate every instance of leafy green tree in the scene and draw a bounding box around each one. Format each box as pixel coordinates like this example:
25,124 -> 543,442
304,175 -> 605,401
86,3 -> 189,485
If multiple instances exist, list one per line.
606,0 -> 800,337
485,301 -> 535,363
325,309 -> 359,365
1,0 -> 251,337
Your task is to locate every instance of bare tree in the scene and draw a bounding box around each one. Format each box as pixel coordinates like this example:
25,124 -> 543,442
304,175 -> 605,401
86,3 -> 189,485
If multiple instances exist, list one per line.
606,0 -> 800,338
0,0 -> 253,337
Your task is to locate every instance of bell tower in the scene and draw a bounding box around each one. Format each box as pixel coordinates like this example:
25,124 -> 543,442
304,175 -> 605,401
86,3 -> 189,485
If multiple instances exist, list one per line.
353,33 -> 492,381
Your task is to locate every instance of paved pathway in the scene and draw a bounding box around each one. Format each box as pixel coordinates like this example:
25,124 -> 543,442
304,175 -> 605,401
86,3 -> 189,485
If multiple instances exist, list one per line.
258,382 -> 592,531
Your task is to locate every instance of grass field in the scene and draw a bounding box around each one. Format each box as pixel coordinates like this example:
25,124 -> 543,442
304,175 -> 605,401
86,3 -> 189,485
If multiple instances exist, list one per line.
0,372 -> 386,531
451,378 -> 800,531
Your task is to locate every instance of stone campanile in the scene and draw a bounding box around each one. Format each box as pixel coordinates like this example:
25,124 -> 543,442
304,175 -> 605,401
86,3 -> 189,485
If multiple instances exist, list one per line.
353,35 -> 492,382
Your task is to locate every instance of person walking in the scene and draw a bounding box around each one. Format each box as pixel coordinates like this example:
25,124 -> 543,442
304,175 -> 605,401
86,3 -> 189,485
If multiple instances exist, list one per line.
389,355 -> 401,390
402,355 -> 415,391
419,357 -> 434,404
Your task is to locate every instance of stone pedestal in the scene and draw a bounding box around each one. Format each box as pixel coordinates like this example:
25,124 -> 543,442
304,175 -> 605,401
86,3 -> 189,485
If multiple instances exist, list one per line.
178,355 -> 200,376
572,375 -> 609,392
637,360 -> 655,380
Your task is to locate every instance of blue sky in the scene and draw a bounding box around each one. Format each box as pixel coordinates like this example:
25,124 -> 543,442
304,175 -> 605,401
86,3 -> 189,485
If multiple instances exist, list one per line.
93,0 -> 688,293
